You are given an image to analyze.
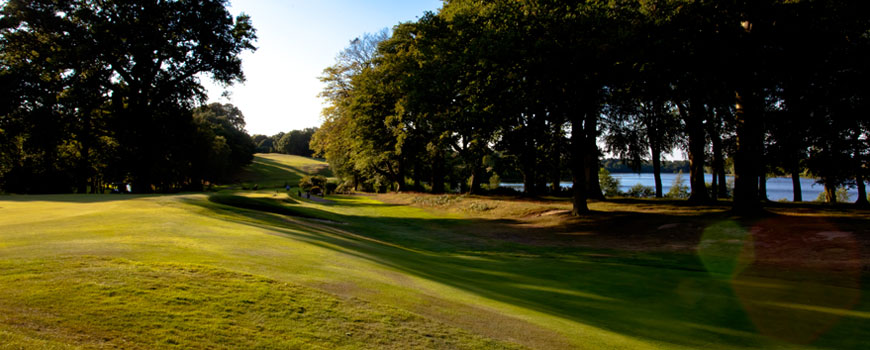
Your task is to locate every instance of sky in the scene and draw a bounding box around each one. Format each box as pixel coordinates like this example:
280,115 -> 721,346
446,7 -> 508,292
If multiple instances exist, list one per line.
202,0 -> 444,136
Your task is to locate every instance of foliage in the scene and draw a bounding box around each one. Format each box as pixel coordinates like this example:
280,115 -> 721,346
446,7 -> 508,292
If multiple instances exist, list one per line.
600,159 -> 691,174
335,181 -> 355,194
325,182 -> 338,195
0,0 -> 256,193
598,168 -> 621,198
298,175 -> 327,193
310,0 -> 870,212
275,128 -> 317,157
625,184 -> 656,198
191,103 -> 256,184
814,187 -> 852,203
666,171 -> 690,199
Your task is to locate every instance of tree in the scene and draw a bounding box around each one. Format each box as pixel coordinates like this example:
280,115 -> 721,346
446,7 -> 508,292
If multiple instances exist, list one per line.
0,0 -> 256,193
275,128 -> 317,157
312,29 -> 391,191
191,103 -> 255,183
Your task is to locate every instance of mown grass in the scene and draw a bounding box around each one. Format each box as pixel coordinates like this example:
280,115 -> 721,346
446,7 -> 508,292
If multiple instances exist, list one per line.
0,257 -> 513,350
1,154 -> 869,349
235,153 -> 332,189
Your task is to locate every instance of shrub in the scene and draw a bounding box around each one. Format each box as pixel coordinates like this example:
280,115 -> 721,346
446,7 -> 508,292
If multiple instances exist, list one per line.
666,171 -> 690,199
468,201 -> 497,212
815,187 -> 852,203
335,182 -> 355,194
325,182 -> 338,194
484,174 -> 502,191
599,168 -> 621,197
298,175 -> 327,192
309,186 -> 322,196
626,183 -> 655,198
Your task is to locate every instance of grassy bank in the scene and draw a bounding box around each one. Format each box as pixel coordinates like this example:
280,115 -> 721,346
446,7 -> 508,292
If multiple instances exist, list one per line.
1,154 -> 868,349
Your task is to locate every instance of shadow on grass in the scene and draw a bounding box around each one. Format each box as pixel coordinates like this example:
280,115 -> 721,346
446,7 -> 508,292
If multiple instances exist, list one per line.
189,195 -> 870,350
0,193 -> 158,203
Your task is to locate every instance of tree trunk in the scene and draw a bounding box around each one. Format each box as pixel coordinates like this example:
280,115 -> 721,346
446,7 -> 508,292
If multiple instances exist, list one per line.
648,121 -> 664,198
717,165 -> 727,199
469,161 -> 482,194
76,144 -> 91,194
584,108 -> 604,200
431,152 -> 445,194
682,102 -> 709,203
733,88 -> 763,213
550,164 -> 561,194
710,129 -> 725,200
791,169 -> 802,202
550,144 -> 562,194
824,183 -> 836,203
413,162 -> 422,191
522,165 -> 536,196
652,148 -> 663,198
711,170 -> 719,201
856,174 -> 868,206
571,115 -> 588,214
758,172 -> 767,201
396,159 -> 406,192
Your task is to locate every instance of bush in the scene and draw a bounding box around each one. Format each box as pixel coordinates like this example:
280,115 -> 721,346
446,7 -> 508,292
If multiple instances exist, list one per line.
309,186 -> 322,196
325,182 -> 338,194
599,168 -> 621,197
298,175 -> 327,192
468,201 -> 497,212
484,174 -> 502,191
815,187 -> 852,203
625,183 -> 655,198
666,171 -> 690,199
335,182 -> 355,194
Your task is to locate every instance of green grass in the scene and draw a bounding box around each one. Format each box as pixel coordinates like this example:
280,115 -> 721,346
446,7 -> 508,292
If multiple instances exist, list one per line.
235,153 -> 332,189
1,154 -> 868,349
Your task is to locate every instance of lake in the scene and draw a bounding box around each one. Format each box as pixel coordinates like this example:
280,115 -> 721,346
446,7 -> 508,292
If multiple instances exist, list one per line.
502,173 -> 864,202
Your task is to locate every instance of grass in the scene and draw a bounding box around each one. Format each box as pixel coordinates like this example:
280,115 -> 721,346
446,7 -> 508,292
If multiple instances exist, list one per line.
1,153 -> 869,349
235,153 -> 332,189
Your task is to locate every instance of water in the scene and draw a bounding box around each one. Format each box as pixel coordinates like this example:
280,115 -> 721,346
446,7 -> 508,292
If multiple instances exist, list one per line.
502,173 -> 864,202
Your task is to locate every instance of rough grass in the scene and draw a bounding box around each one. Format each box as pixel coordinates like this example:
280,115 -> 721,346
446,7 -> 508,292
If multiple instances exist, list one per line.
2,154 -> 869,349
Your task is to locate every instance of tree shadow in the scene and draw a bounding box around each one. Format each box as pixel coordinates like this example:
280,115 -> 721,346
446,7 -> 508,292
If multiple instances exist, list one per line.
0,193 -> 159,203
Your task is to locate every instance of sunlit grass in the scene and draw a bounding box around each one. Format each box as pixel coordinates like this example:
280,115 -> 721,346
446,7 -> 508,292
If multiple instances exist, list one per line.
235,153 -> 332,189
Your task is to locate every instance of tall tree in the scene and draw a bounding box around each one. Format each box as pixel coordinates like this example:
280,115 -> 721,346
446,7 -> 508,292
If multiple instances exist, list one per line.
0,0 -> 256,193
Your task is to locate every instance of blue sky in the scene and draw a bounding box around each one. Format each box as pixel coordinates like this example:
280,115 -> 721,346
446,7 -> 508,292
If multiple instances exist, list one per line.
204,0 -> 444,135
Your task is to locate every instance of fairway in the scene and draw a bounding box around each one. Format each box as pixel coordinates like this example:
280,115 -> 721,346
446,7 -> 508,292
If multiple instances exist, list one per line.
1,154 -> 869,349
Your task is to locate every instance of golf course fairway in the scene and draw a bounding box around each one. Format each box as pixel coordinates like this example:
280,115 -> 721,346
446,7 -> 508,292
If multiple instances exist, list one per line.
1,154 -> 868,349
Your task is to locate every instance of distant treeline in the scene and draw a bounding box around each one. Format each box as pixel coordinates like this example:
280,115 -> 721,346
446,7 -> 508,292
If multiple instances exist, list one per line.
0,1 -> 256,193
252,128 -> 317,157
601,159 -> 690,174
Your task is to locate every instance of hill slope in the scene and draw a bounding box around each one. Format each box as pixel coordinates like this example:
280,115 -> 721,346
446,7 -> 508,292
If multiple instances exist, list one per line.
235,153 -> 331,188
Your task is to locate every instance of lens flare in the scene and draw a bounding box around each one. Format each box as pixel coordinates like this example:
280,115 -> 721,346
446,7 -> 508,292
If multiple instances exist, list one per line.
698,220 -> 755,278
698,217 -> 862,345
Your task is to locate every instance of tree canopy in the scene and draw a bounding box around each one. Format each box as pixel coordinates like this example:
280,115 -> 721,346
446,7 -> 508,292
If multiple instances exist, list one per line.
312,0 -> 870,211
0,0 -> 257,193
